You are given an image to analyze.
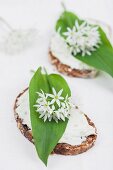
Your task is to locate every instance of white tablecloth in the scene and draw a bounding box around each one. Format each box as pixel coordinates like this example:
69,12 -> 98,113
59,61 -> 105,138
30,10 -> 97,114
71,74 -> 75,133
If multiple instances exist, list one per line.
0,0 -> 113,169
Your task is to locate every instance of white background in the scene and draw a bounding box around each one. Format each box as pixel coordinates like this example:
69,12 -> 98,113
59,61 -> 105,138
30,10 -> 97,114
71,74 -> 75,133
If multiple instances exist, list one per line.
0,0 -> 113,169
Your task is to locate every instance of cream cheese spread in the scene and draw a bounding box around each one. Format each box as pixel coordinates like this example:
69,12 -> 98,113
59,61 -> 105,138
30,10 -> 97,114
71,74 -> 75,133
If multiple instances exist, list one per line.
16,90 -> 96,145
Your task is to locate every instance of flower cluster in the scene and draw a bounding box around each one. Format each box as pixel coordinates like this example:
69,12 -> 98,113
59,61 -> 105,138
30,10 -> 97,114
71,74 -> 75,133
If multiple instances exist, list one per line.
63,20 -> 101,56
34,88 -> 73,123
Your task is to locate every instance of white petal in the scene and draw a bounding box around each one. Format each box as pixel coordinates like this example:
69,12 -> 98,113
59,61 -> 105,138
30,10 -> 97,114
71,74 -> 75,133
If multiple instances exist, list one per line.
59,96 -> 64,100
34,104 -> 39,107
37,91 -> 44,98
52,87 -> 57,96
86,51 -> 91,55
39,113 -> 45,118
52,105 -> 55,110
44,115 -> 48,122
63,32 -> 70,36
37,92 -> 43,97
37,107 -> 43,112
47,113 -> 51,118
73,26 -> 76,32
55,111 -> 60,119
67,27 -> 72,32
75,20 -> 79,30
58,88 -> 63,96
50,99 -> 55,105
57,27 -> 61,33
60,114 -> 65,121
49,116 -> 52,121
47,93 -> 54,98
36,98 -> 43,103
53,116 -> 58,123
56,99 -> 61,107
61,102 -> 65,108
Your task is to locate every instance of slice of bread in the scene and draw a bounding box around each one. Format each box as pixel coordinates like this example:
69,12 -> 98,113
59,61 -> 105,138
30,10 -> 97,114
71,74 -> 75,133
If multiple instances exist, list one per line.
49,19 -> 112,78
14,88 -> 97,155
49,51 -> 98,78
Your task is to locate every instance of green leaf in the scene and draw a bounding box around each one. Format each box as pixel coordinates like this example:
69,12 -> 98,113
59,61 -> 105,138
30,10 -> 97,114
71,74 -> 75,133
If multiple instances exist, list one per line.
56,11 -> 113,77
29,67 -> 71,166
56,11 -> 79,35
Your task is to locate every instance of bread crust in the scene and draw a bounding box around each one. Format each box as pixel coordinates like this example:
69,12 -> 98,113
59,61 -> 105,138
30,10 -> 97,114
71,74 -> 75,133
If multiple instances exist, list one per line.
49,51 -> 98,78
14,88 -> 97,155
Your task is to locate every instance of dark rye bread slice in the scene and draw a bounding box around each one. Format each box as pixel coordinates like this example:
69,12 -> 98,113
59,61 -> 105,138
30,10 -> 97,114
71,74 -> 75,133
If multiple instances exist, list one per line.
49,51 -> 98,78
14,88 -> 97,155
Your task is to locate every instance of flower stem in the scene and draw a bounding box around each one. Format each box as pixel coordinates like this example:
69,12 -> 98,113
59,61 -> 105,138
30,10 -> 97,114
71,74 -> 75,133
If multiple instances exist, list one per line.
61,1 -> 67,11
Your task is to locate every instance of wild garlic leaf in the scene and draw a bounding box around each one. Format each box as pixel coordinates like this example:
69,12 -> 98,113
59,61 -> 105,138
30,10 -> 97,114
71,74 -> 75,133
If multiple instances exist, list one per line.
29,67 -> 71,166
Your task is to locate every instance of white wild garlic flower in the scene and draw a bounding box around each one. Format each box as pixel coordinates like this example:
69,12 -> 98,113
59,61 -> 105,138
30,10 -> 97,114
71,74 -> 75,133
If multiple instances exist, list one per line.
34,88 -> 73,123
63,20 -> 101,56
